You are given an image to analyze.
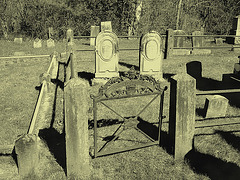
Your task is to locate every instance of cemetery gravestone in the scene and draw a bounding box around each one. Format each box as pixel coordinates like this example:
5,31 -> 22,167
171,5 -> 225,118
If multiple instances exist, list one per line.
139,31 -> 163,80
94,31 -> 119,80
90,26 -> 100,46
173,30 -> 191,55
33,38 -> 42,48
192,31 -> 203,48
204,95 -> 229,118
101,21 -> 112,32
47,38 -> 55,48
14,38 -> 22,44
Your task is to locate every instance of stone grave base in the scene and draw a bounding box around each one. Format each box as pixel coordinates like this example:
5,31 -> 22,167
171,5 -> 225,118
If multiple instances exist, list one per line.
172,49 -> 191,55
191,49 -> 212,55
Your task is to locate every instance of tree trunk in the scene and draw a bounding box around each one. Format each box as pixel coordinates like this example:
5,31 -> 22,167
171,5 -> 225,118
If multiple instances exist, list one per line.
176,0 -> 183,30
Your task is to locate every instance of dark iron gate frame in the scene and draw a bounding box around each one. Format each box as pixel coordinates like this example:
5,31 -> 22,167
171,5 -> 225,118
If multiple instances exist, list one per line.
91,72 -> 166,158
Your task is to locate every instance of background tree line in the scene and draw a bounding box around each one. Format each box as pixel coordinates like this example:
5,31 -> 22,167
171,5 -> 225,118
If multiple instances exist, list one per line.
0,0 -> 239,40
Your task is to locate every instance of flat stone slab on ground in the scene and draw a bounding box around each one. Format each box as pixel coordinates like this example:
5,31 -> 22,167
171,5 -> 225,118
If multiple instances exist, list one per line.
172,49 -> 191,55
191,49 -> 212,55
204,95 -> 229,118
14,51 -> 25,56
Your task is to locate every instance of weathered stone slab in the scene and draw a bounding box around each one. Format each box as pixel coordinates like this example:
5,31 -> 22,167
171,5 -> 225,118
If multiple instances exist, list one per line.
204,95 -> 229,118
101,21 -> 112,32
90,26 -> 100,46
139,31 -> 163,80
166,29 -> 174,58
174,30 -> 185,48
233,15 -> 240,45
95,31 -> 119,79
33,38 -> 42,48
172,49 -> 191,55
14,51 -> 25,56
192,31 -> 203,47
15,134 -> 39,177
215,38 -> 224,45
191,49 -> 211,55
65,78 -> 91,179
47,38 -> 55,47
169,74 -> 196,161
14,38 -> 22,44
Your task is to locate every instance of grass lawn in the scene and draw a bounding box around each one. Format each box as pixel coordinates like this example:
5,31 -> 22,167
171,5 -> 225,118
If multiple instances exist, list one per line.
1,38 -> 240,179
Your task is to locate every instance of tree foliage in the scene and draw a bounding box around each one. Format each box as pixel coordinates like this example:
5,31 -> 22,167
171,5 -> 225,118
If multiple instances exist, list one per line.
0,0 -> 239,39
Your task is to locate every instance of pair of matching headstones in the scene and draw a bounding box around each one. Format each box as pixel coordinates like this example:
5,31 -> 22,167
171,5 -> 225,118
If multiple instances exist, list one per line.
95,31 -> 163,80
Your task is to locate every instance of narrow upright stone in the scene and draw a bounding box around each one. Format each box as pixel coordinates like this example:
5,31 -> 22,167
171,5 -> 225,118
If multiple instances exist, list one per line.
204,95 -> 229,118
169,73 -> 196,161
192,31 -> 203,48
166,29 -> 174,58
90,26 -> 100,46
65,78 -> 91,179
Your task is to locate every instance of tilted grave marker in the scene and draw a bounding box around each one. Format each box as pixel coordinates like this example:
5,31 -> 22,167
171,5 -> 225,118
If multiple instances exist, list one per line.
90,26 -> 100,46
139,31 -> 163,80
95,31 -> 119,79
101,21 -> 112,32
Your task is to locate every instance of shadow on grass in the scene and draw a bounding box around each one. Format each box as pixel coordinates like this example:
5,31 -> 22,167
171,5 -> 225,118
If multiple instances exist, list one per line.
78,71 -> 95,85
119,61 -> 139,71
185,149 -> 240,180
186,61 -> 240,108
216,130 -> 240,152
38,128 -> 66,172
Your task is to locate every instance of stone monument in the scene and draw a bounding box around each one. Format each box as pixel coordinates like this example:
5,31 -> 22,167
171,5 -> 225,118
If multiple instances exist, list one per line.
101,21 -> 112,32
94,31 -> 119,81
139,31 -> 163,80
90,26 -> 100,46
33,38 -> 42,48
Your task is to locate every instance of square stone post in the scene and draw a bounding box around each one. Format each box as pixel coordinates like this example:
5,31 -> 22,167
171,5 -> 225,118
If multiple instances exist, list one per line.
64,78 -> 91,179
169,73 -> 196,160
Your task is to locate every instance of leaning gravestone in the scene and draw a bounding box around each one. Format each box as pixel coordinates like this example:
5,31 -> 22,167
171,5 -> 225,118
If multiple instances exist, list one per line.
139,31 -> 163,80
101,21 -> 112,32
94,31 -> 119,81
14,38 -> 22,44
33,38 -> 42,48
204,95 -> 229,118
90,26 -> 100,46
47,38 -> 55,48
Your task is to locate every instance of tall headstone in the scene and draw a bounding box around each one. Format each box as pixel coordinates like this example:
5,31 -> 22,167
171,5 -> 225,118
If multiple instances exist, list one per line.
90,26 -> 100,46
166,29 -> 174,58
174,30 -> 185,48
192,31 -> 203,48
101,21 -> 112,32
139,31 -> 163,80
95,31 -> 119,79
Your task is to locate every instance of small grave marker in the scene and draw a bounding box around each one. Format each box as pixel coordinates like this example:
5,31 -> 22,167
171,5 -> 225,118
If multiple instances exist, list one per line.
47,38 -> 55,48
48,27 -> 54,39
94,31 -> 119,80
101,21 -> 112,32
33,38 -> 42,48
174,30 -> 185,48
215,38 -> 224,45
139,31 -> 163,80
204,95 -> 229,118
90,26 -> 100,46
14,38 -> 22,44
